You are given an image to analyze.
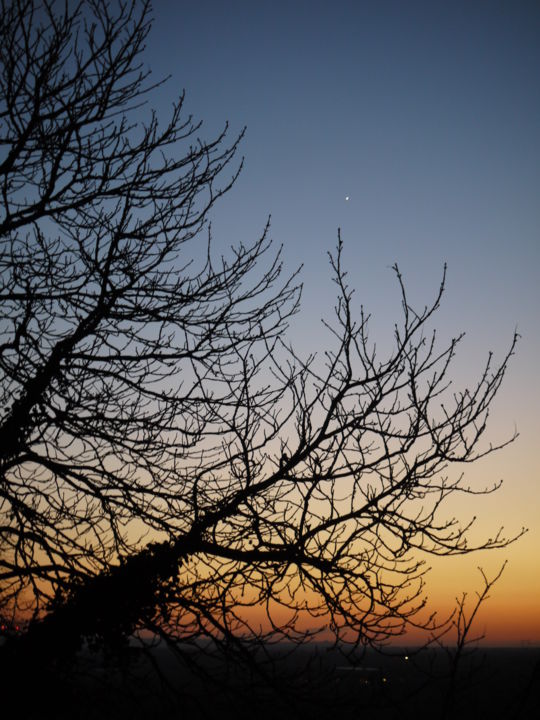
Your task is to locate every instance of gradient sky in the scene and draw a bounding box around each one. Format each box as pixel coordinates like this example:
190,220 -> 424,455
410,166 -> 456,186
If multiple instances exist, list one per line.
145,0 -> 539,644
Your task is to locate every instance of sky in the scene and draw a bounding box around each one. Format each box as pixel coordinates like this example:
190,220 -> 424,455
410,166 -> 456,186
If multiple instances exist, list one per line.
145,0 -> 539,644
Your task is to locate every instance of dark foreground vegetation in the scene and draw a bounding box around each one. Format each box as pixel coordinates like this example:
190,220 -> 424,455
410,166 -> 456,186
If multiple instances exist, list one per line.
2,641 -> 539,720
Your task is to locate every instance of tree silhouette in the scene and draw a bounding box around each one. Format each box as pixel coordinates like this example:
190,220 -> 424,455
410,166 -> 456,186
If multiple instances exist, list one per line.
0,0 -> 522,686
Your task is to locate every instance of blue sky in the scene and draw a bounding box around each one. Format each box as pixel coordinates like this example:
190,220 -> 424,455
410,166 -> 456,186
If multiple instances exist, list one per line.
146,0 -> 539,640
148,0 -> 538,328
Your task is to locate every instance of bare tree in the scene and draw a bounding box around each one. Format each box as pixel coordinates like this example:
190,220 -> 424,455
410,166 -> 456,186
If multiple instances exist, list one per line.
441,564 -> 507,718
0,0 -> 523,688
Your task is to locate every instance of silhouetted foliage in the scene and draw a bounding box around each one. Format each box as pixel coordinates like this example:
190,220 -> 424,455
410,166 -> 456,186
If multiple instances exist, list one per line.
0,0 -> 523,701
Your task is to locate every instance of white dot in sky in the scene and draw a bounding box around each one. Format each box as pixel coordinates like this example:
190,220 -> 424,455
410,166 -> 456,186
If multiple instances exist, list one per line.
345,196 -> 350,201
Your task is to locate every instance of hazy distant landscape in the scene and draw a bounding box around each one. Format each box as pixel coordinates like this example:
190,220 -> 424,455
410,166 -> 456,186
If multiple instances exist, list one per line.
10,642 -> 539,719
